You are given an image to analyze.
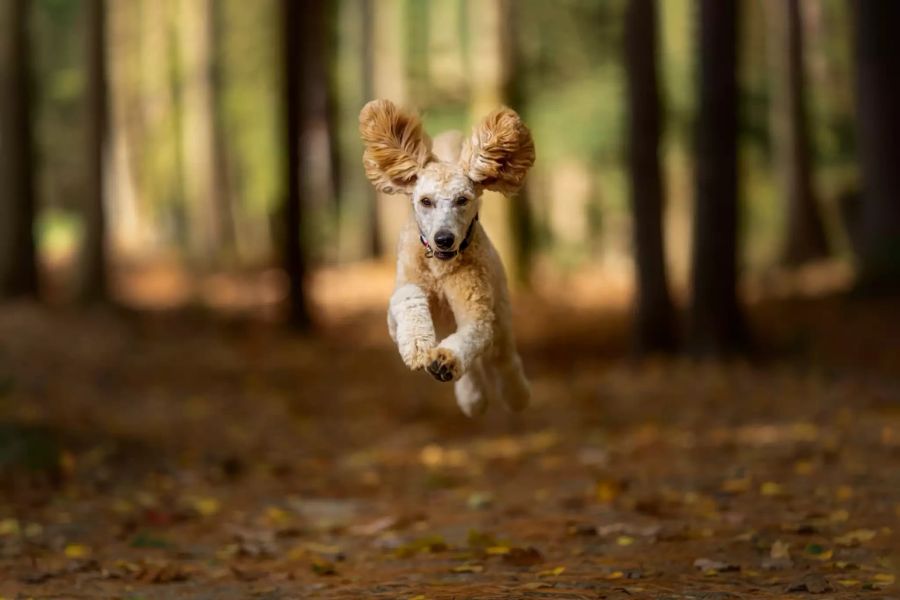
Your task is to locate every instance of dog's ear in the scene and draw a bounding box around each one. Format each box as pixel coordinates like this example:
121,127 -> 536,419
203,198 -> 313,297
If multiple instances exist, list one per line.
460,107 -> 535,195
359,99 -> 432,194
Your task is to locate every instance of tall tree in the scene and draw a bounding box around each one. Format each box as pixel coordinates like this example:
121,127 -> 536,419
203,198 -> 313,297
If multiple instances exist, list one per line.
0,0 -> 39,299
178,0 -> 232,267
767,0 -> 829,264
79,0 -> 109,302
624,0 -> 677,353
281,0 -> 314,329
854,0 -> 900,291
468,0 -> 535,286
689,0 -> 748,356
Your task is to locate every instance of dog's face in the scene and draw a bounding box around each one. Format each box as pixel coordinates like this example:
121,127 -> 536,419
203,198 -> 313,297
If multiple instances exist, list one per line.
359,100 -> 535,261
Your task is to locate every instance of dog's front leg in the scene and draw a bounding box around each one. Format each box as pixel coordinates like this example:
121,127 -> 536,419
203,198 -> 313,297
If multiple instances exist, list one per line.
389,283 -> 436,370
426,274 -> 493,383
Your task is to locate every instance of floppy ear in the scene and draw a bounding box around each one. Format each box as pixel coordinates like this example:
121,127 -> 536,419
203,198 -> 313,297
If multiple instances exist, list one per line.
460,107 -> 535,195
359,99 -> 432,194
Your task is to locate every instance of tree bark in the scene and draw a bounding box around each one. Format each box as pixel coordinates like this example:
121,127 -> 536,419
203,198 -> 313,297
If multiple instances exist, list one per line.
689,0 -> 748,357
624,0 -> 677,354
281,0 -> 313,329
178,0 -> 230,267
0,0 -> 39,299
767,0 -> 829,265
854,0 -> 900,291
79,0 -> 109,303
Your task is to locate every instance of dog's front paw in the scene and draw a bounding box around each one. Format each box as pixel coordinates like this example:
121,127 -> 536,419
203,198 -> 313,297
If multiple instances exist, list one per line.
400,336 -> 435,371
426,347 -> 462,382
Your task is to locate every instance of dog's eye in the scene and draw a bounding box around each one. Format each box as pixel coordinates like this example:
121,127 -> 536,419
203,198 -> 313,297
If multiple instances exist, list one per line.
455,196 -> 469,206
420,197 -> 433,207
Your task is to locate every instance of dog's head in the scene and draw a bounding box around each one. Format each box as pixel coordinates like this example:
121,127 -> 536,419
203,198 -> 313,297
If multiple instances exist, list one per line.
359,99 -> 535,260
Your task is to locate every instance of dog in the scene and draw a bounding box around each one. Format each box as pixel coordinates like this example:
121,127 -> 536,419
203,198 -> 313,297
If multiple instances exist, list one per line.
358,99 -> 535,417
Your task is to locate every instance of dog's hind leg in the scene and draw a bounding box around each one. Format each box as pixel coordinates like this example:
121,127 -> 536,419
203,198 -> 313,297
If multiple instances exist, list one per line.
454,358 -> 495,417
493,349 -> 530,412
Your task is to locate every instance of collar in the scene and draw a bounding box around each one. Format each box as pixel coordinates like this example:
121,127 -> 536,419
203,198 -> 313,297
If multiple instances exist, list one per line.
419,214 -> 479,260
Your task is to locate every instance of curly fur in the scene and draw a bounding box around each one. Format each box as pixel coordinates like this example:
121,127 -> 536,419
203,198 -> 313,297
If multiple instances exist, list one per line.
361,99 -> 534,417
359,99 -> 433,194
460,107 -> 536,195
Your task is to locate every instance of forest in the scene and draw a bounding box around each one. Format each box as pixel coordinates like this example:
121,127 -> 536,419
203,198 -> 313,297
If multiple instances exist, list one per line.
0,0 -> 898,598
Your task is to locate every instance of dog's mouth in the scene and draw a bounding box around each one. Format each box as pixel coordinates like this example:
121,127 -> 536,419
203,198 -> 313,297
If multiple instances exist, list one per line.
433,250 -> 458,261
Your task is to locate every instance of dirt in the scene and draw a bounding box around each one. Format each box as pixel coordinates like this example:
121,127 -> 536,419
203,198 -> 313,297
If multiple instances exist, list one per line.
0,275 -> 898,599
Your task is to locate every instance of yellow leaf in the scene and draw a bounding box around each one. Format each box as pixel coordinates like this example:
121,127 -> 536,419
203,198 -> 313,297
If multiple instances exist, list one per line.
721,477 -> 751,493
0,519 -> 19,536
834,529 -> 876,546
451,563 -> 483,573
64,544 -> 90,558
538,566 -> 566,577
486,546 -> 510,555
829,509 -> 850,523
873,573 -> 895,585
770,539 -> 790,559
616,536 -> 634,546
835,485 -> 854,501
265,506 -> 291,525
192,497 -> 220,517
793,460 -> 815,475
837,579 -> 861,587
760,481 -> 784,496
605,571 -> 624,580
595,480 -> 620,503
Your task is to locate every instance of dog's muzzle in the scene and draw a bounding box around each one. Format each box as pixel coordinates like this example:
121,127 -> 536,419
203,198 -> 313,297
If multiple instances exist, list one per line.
419,215 -> 479,261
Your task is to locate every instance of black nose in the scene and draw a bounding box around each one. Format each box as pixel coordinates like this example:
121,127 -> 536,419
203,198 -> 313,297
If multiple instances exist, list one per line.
434,230 -> 455,250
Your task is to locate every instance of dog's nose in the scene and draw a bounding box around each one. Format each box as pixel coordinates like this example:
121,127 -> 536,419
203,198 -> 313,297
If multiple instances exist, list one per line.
434,230 -> 455,250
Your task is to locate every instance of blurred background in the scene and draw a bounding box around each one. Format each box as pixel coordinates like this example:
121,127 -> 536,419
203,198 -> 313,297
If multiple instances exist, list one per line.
1,1 -> 900,595
1,0 -> 895,338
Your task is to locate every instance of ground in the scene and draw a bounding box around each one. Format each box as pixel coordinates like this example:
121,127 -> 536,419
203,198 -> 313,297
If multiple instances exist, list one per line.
0,265 -> 898,599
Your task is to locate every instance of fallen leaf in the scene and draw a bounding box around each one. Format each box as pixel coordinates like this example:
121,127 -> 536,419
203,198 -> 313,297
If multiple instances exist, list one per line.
834,529 -> 876,546
349,515 -> 398,536
537,566 -> 566,577
786,573 -> 831,594
64,544 -> 90,559
595,480 -> 621,503
467,491 -> 494,510
760,482 -> 785,497
502,546 -> 544,566
873,573 -> 895,587
616,536 -> 634,546
762,539 -> 793,570
311,558 -> 337,576
191,497 -> 220,517
837,579 -> 861,587
451,563 -> 483,573
803,543 -> 833,561
485,545 -> 510,555
142,563 -> 189,584
693,558 -> 739,573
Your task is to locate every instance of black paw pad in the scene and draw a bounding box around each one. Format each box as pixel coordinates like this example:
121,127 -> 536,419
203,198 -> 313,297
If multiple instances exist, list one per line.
427,360 -> 454,382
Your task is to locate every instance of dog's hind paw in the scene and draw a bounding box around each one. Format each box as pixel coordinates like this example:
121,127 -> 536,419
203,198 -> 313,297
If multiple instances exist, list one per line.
426,347 -> 462,382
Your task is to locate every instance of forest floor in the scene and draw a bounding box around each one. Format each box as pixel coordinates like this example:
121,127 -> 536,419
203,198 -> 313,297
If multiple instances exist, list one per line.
0,264 -> 898,599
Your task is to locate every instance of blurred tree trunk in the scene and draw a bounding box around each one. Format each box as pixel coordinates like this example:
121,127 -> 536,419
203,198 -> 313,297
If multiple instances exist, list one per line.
281,0 -> 313,329
0,0 -> 39,299
468,0 -> 534,286
371,0 -> 408,260
624,0 -> 677,354
854,0 -> 900,291
178,0 -> 232,267
766,0 -> 829,265
79,0 -> 109,303
689,0 -> 748,357
360,0 -> 380,258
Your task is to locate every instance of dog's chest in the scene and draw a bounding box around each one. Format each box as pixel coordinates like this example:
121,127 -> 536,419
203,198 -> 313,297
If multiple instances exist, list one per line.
426,292 -> 455,337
